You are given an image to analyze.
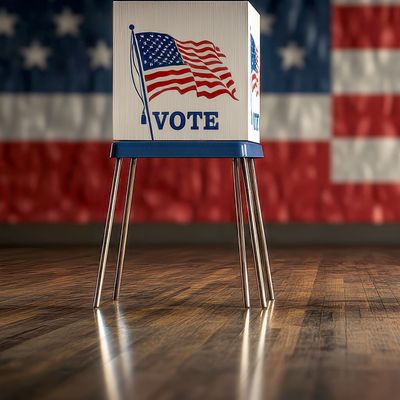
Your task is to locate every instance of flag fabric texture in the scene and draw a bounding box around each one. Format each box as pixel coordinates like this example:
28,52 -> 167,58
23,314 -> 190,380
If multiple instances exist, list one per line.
135,32 -> 238,101
1,0 -> 400,223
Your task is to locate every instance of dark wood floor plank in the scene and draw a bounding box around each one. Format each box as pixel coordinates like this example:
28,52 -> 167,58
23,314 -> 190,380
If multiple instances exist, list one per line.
1,246 -> 400,399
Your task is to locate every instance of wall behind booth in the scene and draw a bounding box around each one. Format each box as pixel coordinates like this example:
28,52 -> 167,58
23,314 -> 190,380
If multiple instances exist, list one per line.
1,0 -> 400,245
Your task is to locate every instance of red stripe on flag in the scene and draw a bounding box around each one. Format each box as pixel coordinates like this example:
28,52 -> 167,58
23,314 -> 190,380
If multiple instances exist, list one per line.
176,44 -> 225,58
173,61 -> 227,74
333,5 -> 400,48
145,67 -> 192,81
191,71 -> 227,81
146,76 -> 195,94
195,87 -> 237,99
0,142 -> 235,223
0,142 -> 113,223
148,84 -> 197,101
183,59 -> 222,67
195,80 -> 228,89
2,142 -> 399,223
175,39 -> 219,48
175,39 -> 225,56
177,47 -> 221,62
177,44 -> 224,55
256,142 -> 400,223
334,95 -> 400,137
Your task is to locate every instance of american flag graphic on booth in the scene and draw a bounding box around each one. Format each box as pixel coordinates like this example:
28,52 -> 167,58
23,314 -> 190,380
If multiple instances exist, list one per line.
135,31 -> 238,101
1,0 -> 400,224
250,33 -> 259,96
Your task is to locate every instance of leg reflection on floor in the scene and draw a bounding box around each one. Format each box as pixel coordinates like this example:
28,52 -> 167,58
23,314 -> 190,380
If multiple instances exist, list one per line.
4,247 -> 400,399
239,303 -> 274,400
95,306 -> 135,400
94,303 -> 274,400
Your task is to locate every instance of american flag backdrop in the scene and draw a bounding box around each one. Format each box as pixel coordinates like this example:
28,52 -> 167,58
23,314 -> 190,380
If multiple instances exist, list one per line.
1,0 -> 400,224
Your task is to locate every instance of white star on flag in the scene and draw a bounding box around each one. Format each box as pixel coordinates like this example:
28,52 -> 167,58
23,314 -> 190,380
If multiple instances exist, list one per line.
260,13 -> 274,36
278,41 -> 305,70
88,41 -> 112,69
21,41 -> 51,69
0,8 -> 18,36
53,8 -> 82,37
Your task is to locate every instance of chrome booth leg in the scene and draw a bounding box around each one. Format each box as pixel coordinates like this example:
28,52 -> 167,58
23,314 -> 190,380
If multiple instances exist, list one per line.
93,158 -> 122,309
94,156 -> 273,309
249,159 -> 275,300
241,158 -> 268,308
113,158 -> 137,300
233,159 -> 251,308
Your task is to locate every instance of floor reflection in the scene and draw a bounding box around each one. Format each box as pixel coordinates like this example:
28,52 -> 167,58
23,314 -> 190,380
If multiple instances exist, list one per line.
94,302 -> 274,400
238,301 -> 274,400
238,309 -> 250,400
95,306 -> 135,400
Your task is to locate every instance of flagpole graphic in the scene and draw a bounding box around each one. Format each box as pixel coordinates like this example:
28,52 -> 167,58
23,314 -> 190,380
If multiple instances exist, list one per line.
129,24 -> 154,141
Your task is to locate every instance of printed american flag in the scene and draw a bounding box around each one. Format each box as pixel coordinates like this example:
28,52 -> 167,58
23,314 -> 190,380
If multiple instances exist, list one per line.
135,32 -> 238,101
1,0 -> 400,224
250,33 -> 259,96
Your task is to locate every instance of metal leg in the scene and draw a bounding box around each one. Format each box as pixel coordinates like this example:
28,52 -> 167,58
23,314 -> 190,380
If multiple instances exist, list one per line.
241,158 -> 268,308
93,158 -> 122,309
113,158 -> 137,300
249,159 -> 275,300
233,158 -> 251,308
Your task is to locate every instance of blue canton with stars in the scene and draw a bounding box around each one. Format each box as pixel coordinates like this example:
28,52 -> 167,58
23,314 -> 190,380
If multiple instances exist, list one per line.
0,0 -> 330,94
250,34 -> 258,73
136,32 -> 185,71
254,0 -> 330,93
0,0 -> 111,93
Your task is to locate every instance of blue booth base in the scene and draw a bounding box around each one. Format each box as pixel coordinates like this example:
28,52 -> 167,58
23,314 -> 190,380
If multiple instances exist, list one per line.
110,140 -> 264,158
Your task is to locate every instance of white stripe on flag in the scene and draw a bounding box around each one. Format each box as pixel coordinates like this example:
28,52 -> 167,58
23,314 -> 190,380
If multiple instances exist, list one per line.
333,51 -> 400,94
260,94 -> 331,141
2,94 -> 332,142
332,138 -> 400,183
0,94 -> 112,141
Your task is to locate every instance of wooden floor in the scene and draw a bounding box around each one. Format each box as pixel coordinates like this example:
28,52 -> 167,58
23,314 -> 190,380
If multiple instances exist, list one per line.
1,246 -> 400,400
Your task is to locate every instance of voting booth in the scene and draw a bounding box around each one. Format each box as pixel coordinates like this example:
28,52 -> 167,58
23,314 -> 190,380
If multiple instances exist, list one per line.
93,1 -> 274,308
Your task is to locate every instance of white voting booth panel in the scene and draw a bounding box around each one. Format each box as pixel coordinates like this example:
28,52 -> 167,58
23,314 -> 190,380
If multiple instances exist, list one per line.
113,1 -> 260,142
